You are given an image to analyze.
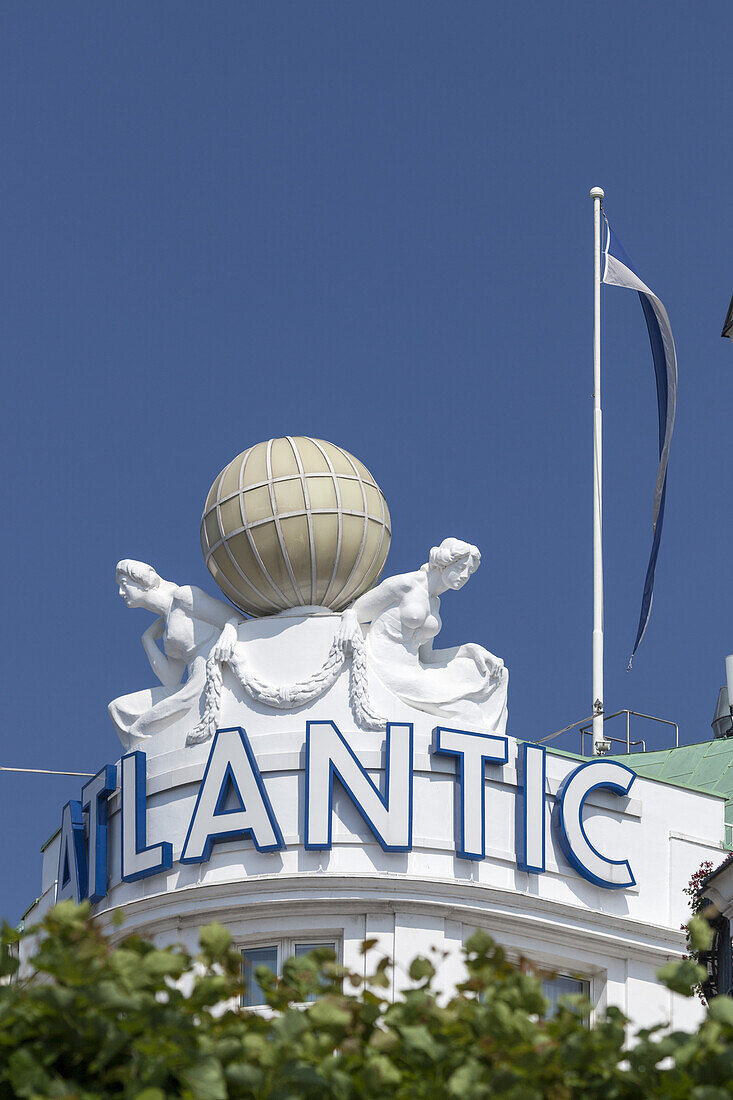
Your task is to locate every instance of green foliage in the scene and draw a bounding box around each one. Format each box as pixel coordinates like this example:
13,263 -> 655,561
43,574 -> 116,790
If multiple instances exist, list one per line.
682,859 -> 719,1002
2,904 -> 733,1097
689,915 -> 714,955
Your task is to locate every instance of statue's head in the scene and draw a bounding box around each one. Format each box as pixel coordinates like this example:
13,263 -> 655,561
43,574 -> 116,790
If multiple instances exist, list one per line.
423,538 -> 480,591
116,559 -> 163,609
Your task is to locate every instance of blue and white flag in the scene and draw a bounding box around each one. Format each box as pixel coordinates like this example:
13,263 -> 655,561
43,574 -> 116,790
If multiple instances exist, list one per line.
602,219 -> 678,667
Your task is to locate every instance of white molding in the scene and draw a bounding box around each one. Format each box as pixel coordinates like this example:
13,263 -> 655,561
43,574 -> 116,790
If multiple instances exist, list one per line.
93,871 -> 682,964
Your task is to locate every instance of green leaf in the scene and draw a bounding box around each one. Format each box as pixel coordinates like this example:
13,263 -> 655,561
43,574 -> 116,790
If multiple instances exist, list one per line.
465,929 -> 494,956
178,1056 -> 227,1100
273,1008 -> 309,1043
369,1028 -> 399,1053
398,1024 -> 440,1059
226,1063 -> 266,1091
0,942 -> 19,977
708,996 -> 733,1027
447,1059 -> 484,1097
369,970 -> 390,988
366,1053 -> 402,1087
657,958 -> 708,995
688,915 -> 714,953
7,1048 -> 52,1097
307,997 -> 352,1029
142,948 -> 187,982
48,897 -> 91,927
198,922 -> 232,960
408,956 -> 436,982
1,919 -> 23,945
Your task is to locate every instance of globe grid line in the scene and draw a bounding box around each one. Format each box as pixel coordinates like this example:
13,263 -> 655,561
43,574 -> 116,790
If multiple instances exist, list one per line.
304,436 -> 343,607
304,435 -> 390,609
331,442 -> 389,610
236,445 -> 291,608
265,437 -> 307,607
330,435 -> 389,609
285,435 -> 318,606
206,507 -> 390,546
215,470 -> 381,497
206,446 -> 286,615
210,469 -> 275,613
336,443 -> 371,612
235,446 -> 290,608
206,449 -> 278,612
213,537 -> 274,615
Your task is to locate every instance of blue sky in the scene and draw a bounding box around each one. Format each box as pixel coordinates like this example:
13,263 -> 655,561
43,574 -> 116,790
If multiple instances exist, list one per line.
2,2 -> 732,921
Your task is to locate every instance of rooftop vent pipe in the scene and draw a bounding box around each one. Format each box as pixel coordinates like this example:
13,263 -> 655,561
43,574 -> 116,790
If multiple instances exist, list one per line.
711,655 -> 733,738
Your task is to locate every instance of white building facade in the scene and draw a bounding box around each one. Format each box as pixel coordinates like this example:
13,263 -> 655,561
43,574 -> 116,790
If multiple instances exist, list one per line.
24,609 -> 727,1031
20,438 -> 731,1032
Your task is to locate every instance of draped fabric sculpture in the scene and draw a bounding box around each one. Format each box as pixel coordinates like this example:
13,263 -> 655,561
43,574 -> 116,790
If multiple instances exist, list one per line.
340,538 -> 507,733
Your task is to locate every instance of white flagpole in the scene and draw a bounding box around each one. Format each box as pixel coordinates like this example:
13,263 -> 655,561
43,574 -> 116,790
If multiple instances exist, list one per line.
590,186 -> 605,754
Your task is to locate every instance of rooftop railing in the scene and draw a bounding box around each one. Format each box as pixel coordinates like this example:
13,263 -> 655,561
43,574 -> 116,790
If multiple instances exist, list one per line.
538,709 -> 679,756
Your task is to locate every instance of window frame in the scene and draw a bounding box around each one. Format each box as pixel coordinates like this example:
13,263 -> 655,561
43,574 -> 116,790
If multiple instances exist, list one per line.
462,927 -> 601,1025
540,972 -> 592,1022
240,941 -> 281,1009
239,934 -> 342,1008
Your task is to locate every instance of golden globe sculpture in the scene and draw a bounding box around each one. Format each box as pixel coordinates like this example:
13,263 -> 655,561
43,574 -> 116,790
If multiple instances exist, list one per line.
201,437 -> 392,616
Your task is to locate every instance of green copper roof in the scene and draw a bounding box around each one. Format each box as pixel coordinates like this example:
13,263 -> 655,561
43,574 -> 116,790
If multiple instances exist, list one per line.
618,736 -> 733,846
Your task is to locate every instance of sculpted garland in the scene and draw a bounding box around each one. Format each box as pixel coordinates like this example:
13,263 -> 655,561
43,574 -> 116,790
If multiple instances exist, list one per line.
109,538 -> 508,746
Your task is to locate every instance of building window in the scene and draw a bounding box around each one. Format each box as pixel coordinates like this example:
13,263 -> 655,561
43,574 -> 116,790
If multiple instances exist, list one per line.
541,974 -> 590,1019
241,939 -> 338,1007
241,945 -> 279,1008
294,942 -> 337,1002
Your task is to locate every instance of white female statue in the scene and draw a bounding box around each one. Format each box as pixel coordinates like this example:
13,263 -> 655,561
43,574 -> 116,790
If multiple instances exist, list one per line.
339,538 -> 508,733
108,560 -> 241,743
109,558 -> 384,747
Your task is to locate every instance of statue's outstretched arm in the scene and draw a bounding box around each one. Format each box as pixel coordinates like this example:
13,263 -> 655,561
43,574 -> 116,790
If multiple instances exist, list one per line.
349,576 -> 411,626
337,576 -> 411,652
178,586 -> 243,631
141,617 -> 186,688
175,585 -> 242,662
420,638 -> 505,679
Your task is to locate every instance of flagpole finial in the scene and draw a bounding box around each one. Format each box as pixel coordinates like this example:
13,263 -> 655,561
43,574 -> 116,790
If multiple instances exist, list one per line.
590,186 -> 604,200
